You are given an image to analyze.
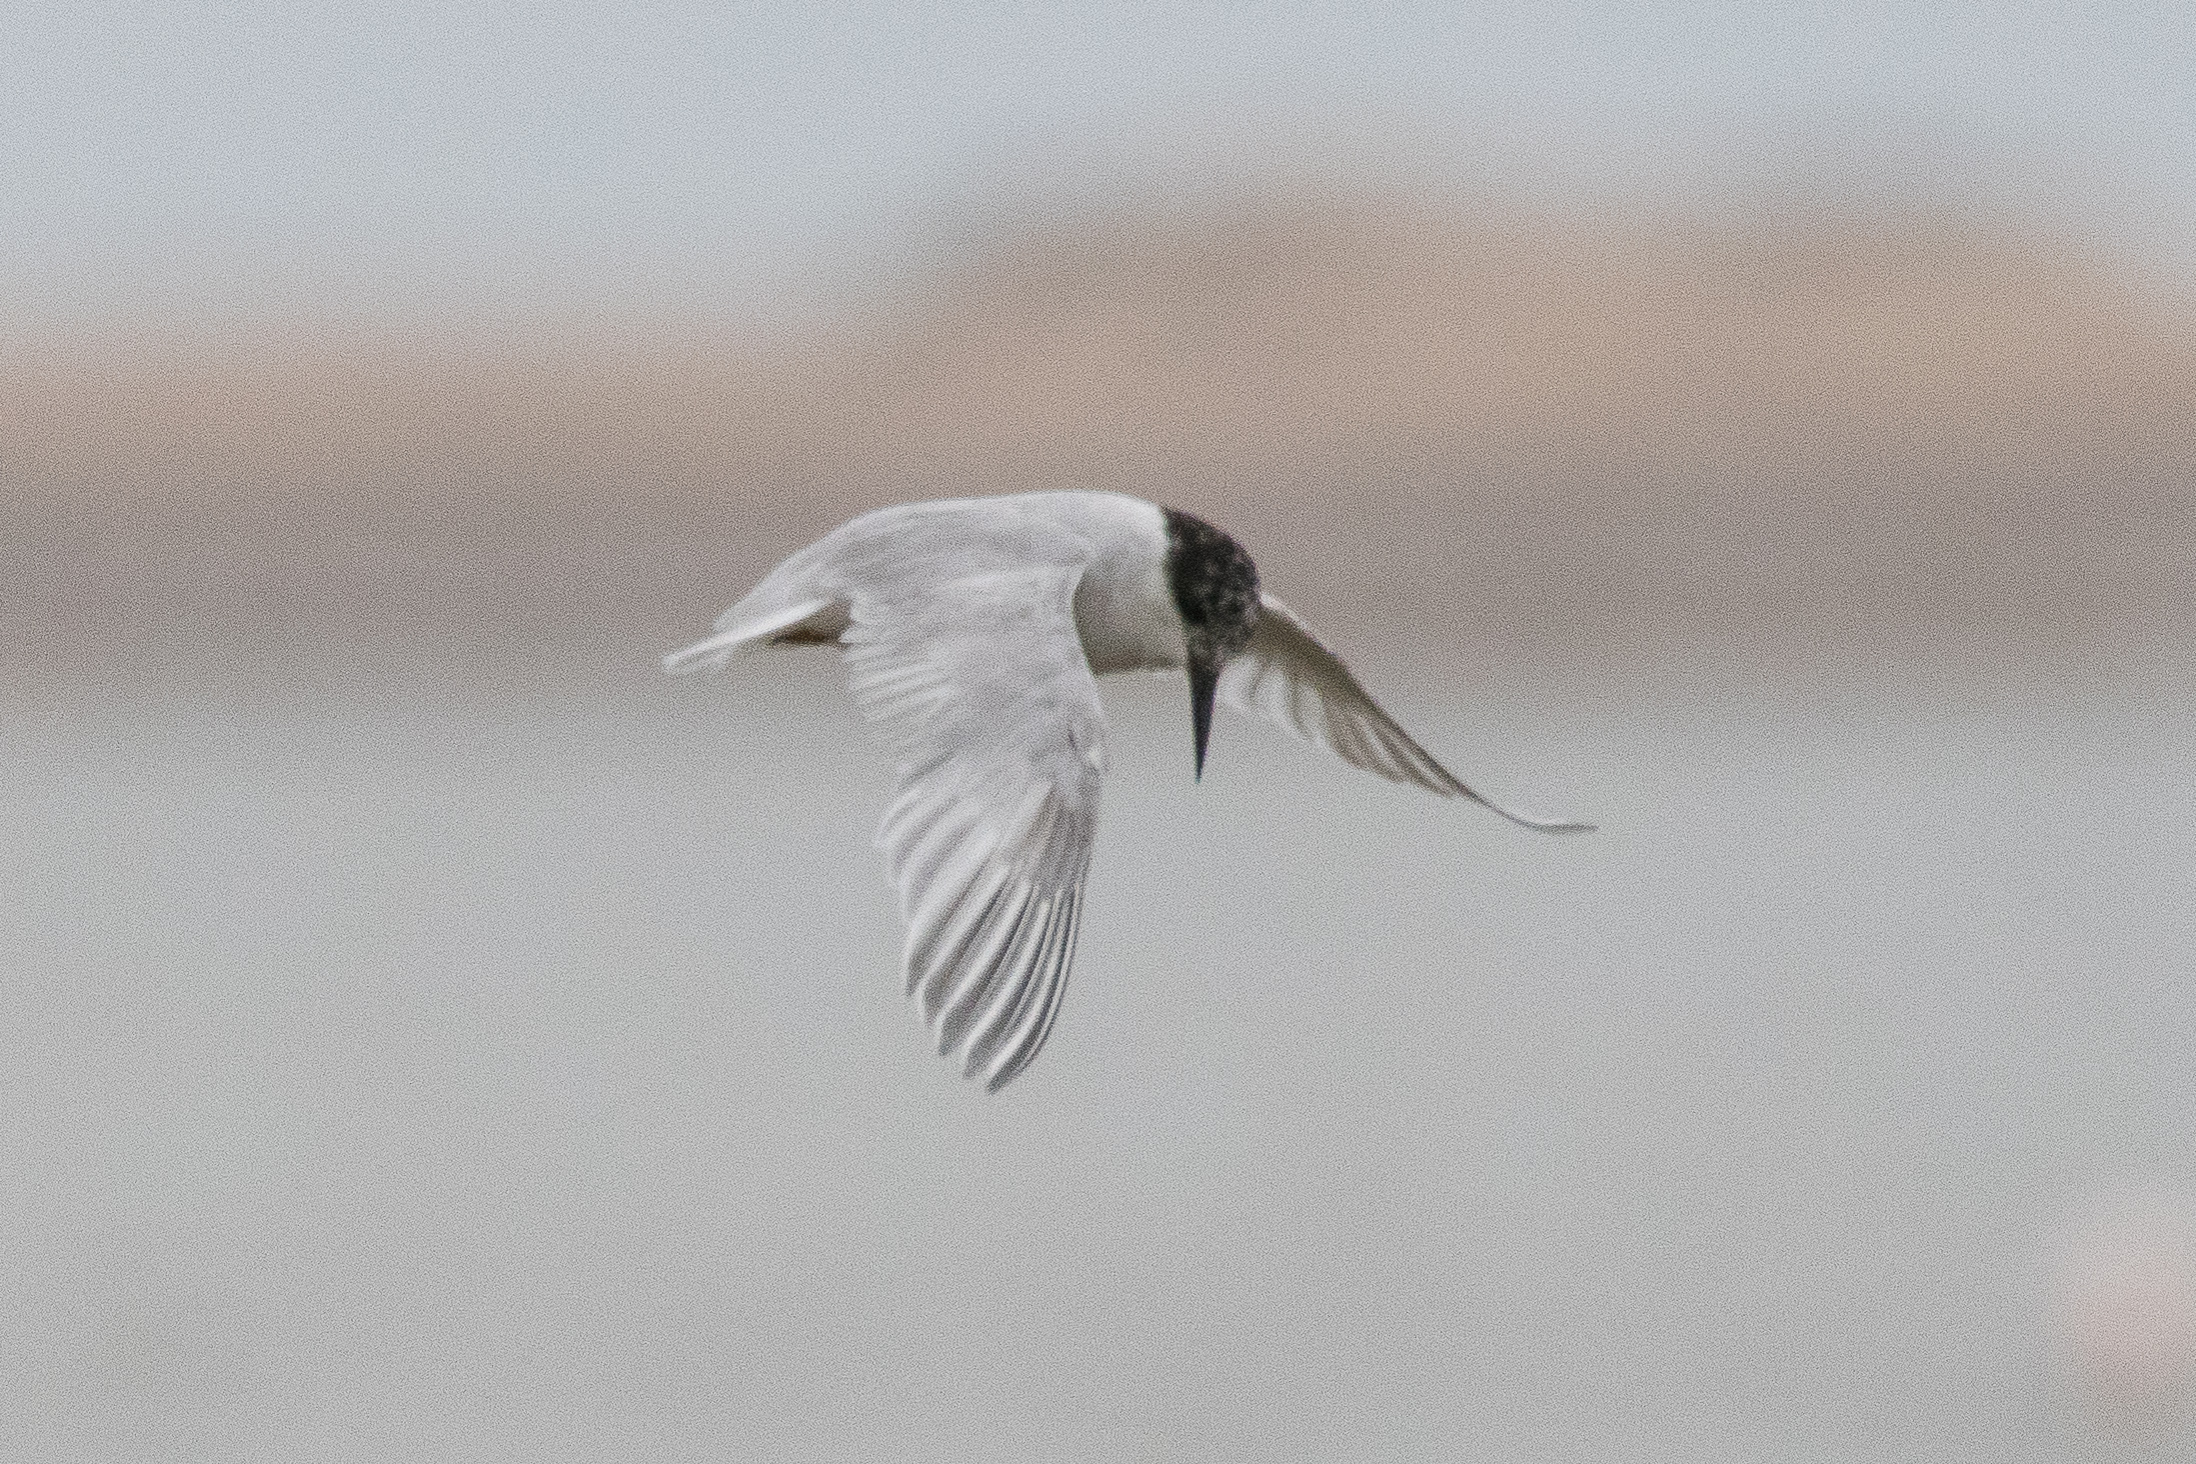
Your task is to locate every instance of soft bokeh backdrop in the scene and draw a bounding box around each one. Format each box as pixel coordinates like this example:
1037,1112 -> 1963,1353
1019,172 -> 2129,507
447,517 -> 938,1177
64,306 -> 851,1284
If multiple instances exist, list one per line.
6,6 -> 2195,1460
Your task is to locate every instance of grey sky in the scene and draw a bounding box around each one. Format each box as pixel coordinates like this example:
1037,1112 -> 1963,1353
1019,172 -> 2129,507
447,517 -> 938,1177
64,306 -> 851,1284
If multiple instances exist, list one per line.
6,2 -> 2194,333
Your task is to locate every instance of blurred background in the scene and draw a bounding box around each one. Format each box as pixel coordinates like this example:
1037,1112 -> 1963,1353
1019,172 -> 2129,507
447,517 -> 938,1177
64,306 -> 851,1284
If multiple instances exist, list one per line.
5,5 -> 2194,1459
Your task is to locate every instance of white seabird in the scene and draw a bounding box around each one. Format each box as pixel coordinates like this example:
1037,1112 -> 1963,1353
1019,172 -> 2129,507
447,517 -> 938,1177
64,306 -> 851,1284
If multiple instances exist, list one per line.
666,491 -> 1589,1091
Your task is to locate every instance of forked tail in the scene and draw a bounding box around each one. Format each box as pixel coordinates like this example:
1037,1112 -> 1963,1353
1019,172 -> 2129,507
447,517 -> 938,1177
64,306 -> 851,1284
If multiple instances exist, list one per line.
662,596 -> 837,674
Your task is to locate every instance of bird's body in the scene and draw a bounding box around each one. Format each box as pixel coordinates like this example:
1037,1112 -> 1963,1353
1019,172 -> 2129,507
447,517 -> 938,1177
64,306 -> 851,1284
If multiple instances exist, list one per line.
667,491 -> 1586,1091
671,492 -> 1185,675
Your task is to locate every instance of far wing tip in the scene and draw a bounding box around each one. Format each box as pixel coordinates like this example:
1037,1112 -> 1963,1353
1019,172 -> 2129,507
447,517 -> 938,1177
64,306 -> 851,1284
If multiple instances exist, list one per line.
1503,816 -> 1598,836
1469,796 -> 1597,835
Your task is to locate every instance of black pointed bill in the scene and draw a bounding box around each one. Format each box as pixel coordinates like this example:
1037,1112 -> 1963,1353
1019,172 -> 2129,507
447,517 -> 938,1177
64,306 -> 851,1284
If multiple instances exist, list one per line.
1188,649 -> 1220,781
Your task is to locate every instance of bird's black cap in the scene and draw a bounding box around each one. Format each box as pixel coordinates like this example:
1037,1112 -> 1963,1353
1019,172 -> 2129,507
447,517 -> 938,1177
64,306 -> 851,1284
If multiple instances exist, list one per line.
1161,507 -> 1260,780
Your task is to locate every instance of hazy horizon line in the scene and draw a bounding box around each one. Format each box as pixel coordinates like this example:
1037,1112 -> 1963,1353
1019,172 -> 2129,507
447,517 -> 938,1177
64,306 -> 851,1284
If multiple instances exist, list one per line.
9,176 -> 2195,357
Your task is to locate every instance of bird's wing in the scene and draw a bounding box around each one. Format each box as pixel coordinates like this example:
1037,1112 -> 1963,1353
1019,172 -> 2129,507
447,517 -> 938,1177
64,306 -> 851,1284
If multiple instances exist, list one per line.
1217,592 -> 1593,833
844,564 -> 1106,1091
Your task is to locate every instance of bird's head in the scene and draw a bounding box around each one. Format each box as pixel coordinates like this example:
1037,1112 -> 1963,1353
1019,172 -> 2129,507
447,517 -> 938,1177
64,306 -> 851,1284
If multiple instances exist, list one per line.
1161,507 -> 1261,780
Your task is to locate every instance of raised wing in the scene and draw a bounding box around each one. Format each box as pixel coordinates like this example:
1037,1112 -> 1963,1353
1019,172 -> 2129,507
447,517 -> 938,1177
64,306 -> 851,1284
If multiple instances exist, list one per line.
1217,593 -> 1592,833
844,565 -> 1105,1091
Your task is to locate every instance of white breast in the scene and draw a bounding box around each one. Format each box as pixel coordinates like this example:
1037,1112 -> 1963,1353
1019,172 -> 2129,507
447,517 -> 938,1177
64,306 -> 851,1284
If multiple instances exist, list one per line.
1030,493 -> 1185,675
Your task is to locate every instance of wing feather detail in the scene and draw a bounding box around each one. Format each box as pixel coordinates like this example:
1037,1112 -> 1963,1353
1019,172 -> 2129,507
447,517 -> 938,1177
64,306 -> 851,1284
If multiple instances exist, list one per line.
843,564 -> 1106,1091
1218,593 -> 1593,834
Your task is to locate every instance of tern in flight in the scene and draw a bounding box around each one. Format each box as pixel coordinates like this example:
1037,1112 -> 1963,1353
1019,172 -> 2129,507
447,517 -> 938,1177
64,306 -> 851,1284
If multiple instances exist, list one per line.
666,492 -> 1590,1091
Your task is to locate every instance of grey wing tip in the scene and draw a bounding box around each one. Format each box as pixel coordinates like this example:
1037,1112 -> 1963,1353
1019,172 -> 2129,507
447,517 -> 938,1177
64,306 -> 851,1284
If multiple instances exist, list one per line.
1515,814 -> 1597,835
977,1029 -> 1056,1092
980,1044 -> 1047,1093
1466,792 -> 1597,835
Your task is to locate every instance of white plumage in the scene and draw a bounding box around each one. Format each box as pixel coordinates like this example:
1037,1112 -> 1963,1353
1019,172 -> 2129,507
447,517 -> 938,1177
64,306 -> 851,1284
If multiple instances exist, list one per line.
666,491 -> 1587,1090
